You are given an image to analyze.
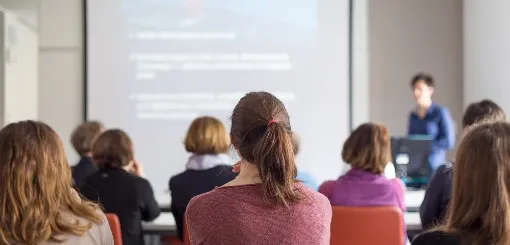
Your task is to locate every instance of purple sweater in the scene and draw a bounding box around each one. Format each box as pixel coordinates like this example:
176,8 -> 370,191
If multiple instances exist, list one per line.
319,168 -> 406,241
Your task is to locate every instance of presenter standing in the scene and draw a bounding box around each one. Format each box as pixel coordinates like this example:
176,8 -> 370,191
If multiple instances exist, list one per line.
408,73 -> 455,174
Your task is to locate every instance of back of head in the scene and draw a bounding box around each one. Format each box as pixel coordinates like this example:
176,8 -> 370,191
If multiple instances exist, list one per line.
230,91 -> 300,206
342,123 -> 391,174
291,132 -> 300,155
184,116 -> 230,155
462,99 -> 506,128
446,121 -> 510,245
71,121 -> 104,155
0,121 -> 102,244
92,129 -> 134,168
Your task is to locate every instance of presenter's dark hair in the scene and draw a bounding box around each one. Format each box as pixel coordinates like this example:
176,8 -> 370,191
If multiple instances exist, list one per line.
462,99 -> 506,128
230,92 -> 300,206
411,72 -> 434,87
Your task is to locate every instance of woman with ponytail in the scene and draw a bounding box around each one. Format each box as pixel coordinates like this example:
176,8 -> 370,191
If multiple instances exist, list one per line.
186,92 -> 331,245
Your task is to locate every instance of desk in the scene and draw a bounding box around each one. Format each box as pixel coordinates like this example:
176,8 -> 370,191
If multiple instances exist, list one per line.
405,190 -> 424,212
404,212 -> 422,231
156,193 -> 171,212
143,212 -> 422,234
143,213 -> 176,235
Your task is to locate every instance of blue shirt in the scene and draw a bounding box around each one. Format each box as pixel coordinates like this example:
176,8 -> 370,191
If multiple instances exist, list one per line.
408,104 -> 455,171
296,171 -> 318,191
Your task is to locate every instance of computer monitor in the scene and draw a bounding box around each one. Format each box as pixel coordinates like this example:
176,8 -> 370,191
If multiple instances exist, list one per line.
391,136 -> 433,189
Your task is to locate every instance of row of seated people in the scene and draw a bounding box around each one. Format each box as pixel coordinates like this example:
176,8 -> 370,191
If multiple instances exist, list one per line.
0,92 -> 506,245
69,97 -> 510,245
69,91 -> 403,244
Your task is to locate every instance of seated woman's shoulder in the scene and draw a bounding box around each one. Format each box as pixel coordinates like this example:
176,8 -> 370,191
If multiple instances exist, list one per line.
42,211 -> 113,245
297,183 -> 331,208
412,230 -> 460,245
187,189 -> 218,209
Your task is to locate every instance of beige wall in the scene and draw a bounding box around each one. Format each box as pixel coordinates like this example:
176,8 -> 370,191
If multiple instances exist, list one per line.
368,0 -> 463,145
39,0 -> 83,164
351,0 -> 369,128
463,0 -> 510,114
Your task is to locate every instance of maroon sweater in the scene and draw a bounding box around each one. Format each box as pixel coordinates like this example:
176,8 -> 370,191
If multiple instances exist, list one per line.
186,183 -> 332,245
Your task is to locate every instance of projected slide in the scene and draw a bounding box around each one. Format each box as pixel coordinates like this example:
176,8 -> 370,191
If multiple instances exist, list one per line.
86,0 -> 350,193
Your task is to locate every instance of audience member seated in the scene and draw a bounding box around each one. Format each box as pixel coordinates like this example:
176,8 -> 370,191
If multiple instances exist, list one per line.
0,121 -> 113,245
420,99 -> 506,229
71,121 -> 104,186
412,121 -> 510,245
291,133 -> 319,190
169,116 -> 237,240
318,123 -> 406,242
81,129 -> 160,245
186,92 -> 332,245
341,158 -> 400,179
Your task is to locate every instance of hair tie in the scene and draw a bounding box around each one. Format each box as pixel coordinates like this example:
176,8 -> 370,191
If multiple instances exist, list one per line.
267,119 -> 277,127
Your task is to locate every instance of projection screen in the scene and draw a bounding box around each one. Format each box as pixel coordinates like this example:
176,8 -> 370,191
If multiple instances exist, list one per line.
86,0 -> 351,194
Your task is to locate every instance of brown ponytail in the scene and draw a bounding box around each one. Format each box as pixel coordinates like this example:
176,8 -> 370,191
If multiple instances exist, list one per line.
231,92 -> 301,206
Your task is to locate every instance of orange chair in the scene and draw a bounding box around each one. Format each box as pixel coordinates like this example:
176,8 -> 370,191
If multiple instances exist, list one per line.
161,236 -> 183,245
161,217 -> 191,245
105,213 -> 123,245
330,206 -> 403,245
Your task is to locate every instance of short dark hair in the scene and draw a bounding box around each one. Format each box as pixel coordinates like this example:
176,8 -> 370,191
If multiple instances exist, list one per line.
462,100 -> 506,128
411,73 -> 434,87
91,129 -> 134,168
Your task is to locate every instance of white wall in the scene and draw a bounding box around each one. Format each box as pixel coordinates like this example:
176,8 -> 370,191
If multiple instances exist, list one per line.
463,0 -> 510,112
39,0 -> 83,164
0,0 -> 39,127
2,11 -> 38,124
368,0 -> 463,145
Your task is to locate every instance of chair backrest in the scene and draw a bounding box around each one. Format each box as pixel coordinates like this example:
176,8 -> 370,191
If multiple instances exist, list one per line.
330,206 -> 403,245
183,215 -> 191,245
105,213 -> 123,245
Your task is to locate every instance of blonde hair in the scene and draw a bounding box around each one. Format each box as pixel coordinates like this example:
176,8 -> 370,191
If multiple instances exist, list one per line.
0,121 -> 103,245
71,121 -> 103,155
342,123 -> 391,174
184,116 -> 229,154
